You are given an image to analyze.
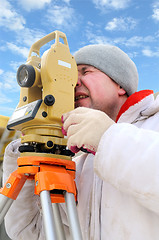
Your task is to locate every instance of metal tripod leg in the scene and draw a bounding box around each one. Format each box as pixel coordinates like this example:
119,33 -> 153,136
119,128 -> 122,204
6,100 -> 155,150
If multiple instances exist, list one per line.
65,192 -> 83,240
52,203 -> 66,240
0,194 -> 14,225
40,190 -> 58,240
40,190 -> 83,240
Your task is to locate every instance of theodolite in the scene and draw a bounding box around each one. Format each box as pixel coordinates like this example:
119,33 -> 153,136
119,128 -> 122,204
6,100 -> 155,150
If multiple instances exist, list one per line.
0,30 -> 83,240
8,30 -> 77,155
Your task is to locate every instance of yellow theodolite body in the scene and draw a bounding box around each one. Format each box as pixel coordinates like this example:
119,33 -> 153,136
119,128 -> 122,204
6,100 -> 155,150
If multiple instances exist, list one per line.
7,31 -> 78,149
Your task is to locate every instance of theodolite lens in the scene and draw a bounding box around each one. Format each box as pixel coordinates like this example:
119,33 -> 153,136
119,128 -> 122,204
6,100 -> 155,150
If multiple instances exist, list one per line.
17,64 -> 35,87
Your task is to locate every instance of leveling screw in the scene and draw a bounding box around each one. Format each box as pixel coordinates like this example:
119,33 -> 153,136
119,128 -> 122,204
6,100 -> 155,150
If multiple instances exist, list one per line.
24,173 -> 30,176
6,183 -> 11,189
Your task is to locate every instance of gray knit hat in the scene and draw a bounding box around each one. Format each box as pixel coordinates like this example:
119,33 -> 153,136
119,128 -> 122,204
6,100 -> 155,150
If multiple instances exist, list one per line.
74,44 -> 138,96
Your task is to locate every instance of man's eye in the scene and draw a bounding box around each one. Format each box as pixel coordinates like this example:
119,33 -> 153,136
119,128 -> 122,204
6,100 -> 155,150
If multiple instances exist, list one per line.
84,70 -> 90,74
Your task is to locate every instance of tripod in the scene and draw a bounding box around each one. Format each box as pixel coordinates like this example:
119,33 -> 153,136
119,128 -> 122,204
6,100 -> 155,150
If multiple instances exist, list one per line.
0,150 -> 83,240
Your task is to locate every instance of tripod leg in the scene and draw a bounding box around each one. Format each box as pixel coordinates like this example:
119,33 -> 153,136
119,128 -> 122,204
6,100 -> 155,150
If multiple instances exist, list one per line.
64,192 -> 83,240
40,190 -> 58,240
52,203 -> 66,240
0,194 -> 14,225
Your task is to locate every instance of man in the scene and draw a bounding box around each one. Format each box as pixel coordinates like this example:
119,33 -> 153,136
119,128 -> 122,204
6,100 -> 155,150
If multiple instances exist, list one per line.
62,45 -> 137,154
3,44 -> 159,240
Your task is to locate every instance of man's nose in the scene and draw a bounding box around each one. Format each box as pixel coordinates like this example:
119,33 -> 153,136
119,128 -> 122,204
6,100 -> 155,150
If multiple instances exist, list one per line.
76,73 -> 82,87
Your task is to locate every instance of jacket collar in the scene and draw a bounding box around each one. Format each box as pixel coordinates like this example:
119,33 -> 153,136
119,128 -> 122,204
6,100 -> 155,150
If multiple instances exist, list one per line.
116,90 -> 154,123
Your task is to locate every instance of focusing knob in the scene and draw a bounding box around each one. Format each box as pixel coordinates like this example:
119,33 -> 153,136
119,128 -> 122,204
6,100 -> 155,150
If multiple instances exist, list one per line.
44,95 -> 55,106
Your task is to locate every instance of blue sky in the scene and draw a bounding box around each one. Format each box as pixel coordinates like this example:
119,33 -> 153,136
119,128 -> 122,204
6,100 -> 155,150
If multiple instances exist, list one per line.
0,0 -> 159,117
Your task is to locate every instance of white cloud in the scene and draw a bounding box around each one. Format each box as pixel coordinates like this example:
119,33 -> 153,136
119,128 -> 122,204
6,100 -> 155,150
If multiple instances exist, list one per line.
142,47 -> 159,57
152,8 -> 159,20
10,61 -> 24,71
105,17 -> 137,31
0,95 -> 12,104
85,30 -> 135,46
0,69 -> 20,115
0,71 -> 19,92
16,28 -> 45,48
0,90 -> 16,116
0,69 -> 4,75
88,34 -> 113,45
124,36 -> 143,47
0,0 -> 25,31
6,42 -> 29,58
125,36 -> 155,47
63,0 -> 70,3
0,106 -> 15,116
84,30 -> 159,59
92,0 -> 131,10
152,2 -> 159,21
0,0 -> 45,46
142,48 -> 153,57
2,72 -> 17,88
0,23 -> 46,59
85,29 -> 157,56
17,0 -> 51,11
0,46 -> 6,51
45,5 -> 77,30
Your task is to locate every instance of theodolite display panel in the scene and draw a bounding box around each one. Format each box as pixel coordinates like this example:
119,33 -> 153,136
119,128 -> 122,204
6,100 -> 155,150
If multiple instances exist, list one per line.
7,100 -> 42,130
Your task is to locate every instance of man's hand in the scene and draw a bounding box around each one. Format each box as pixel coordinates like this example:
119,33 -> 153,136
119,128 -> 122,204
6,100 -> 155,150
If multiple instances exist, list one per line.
62,107 -> 115,155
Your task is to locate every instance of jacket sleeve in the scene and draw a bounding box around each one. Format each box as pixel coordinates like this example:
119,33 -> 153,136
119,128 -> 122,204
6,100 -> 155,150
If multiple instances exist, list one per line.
2,139 -> 45,240
94,123 -> 159,214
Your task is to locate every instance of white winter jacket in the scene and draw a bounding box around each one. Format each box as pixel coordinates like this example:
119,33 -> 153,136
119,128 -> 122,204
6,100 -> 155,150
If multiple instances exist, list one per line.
3,90 -> 159,240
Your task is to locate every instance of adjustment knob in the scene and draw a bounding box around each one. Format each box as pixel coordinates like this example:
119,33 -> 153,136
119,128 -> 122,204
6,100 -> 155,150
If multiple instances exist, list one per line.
44,95 -> 55,106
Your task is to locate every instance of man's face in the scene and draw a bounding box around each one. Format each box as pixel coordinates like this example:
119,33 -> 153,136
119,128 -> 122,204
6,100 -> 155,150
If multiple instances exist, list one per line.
75,65 -> 124,119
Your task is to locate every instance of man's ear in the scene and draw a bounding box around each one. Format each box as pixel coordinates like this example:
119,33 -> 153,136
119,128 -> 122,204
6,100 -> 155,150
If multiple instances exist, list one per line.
118,86 -> 127,96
